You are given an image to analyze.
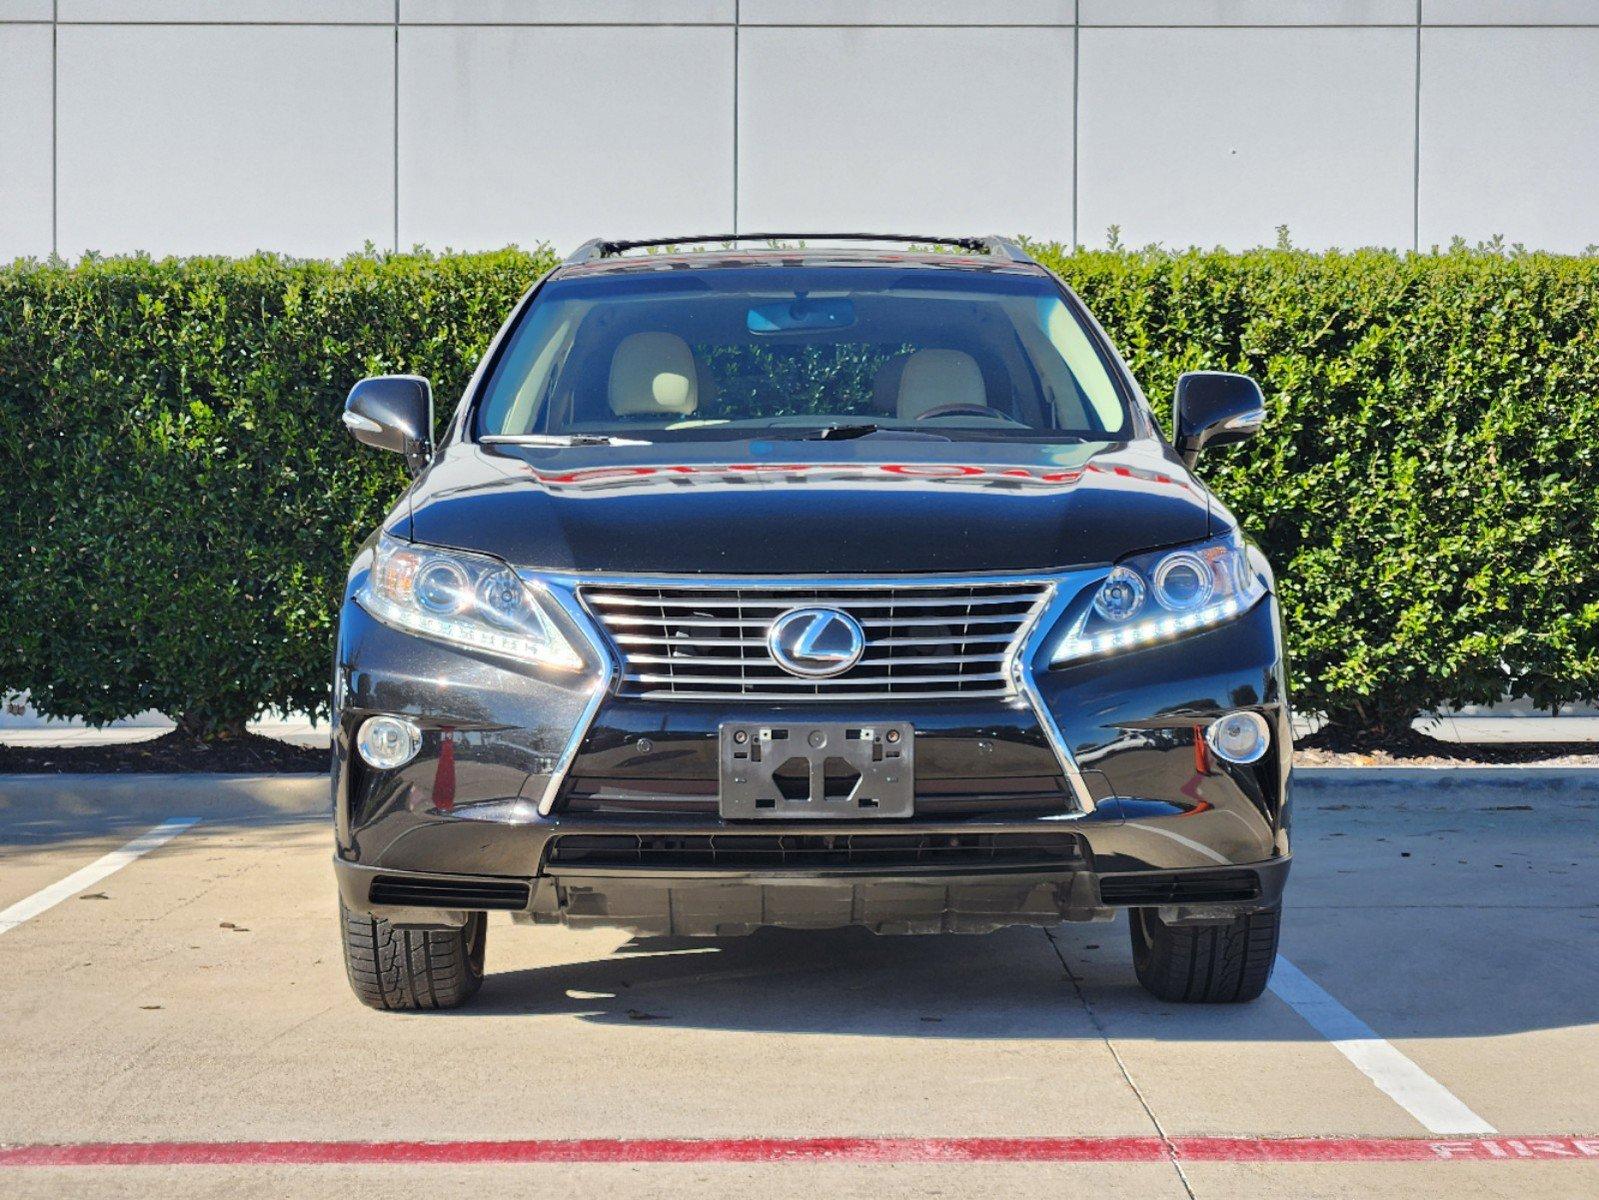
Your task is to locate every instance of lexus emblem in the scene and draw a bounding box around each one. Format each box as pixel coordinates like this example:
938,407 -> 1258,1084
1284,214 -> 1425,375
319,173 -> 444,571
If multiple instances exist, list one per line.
767,607 -> 866,679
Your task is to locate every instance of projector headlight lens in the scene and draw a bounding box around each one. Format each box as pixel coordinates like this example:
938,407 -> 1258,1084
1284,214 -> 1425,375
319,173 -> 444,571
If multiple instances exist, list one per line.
1053,529 -> 1265,665
1092,566 -> 1146,622
413,558 -> 470,615
1153,551 -> 1215,611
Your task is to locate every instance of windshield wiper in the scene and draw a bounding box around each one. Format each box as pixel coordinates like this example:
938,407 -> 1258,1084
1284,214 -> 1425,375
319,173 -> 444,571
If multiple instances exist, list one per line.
809,423 -> 881,440
800,424 -> 952,441
480,433 -> 652,447
932,429 -> 1089,443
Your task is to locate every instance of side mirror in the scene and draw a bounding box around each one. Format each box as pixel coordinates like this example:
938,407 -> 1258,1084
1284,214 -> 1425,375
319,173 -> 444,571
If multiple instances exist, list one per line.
342,375 -> 434,473
1173,371 -> 1265,468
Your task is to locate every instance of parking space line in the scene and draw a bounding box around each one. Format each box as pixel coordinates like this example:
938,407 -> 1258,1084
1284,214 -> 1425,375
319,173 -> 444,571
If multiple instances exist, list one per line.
0,818 -> 200,936
2,1136 -> 1596,1167
1269,956 -> 1495,1135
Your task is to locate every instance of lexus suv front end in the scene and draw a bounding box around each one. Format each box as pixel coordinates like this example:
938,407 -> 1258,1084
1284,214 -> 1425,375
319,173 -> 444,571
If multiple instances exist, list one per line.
332,234 -> 1291,1010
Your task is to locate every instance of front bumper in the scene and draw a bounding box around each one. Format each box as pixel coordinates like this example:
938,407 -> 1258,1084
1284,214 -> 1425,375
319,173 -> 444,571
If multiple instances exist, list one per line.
334,844 -> 1291,935
333,572 -> 1292,935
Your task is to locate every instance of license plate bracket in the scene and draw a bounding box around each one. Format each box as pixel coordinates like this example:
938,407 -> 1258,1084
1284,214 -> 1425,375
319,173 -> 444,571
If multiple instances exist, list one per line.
719,723 -> 914,819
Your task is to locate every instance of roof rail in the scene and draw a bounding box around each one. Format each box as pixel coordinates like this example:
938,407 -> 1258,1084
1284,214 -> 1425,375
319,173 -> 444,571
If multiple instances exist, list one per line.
562,233 -> 1035,266
563,238 -> 609,265
979,236 -> 1034,263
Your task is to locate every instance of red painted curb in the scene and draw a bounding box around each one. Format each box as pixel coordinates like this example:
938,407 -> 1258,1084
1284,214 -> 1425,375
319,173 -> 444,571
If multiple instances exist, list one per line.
3,1136 -> 1599,1167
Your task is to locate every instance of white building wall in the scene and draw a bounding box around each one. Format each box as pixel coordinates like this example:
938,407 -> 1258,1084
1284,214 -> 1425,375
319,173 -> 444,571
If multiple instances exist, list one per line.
1,0 -> 1597,264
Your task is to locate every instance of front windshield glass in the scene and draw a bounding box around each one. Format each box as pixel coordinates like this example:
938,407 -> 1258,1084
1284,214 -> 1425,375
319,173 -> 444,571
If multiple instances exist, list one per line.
475,265 -> 1130,441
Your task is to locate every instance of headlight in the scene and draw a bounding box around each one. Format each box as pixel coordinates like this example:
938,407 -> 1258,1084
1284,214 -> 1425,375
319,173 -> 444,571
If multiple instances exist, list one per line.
359,533 -> 584,670
1052,529 -> 1265,665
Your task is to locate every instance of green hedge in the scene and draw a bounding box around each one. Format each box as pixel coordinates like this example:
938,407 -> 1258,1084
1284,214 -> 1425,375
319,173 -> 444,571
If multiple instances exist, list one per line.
1,245 -> 1596,736
1035,245 -> 1599,730
0,249 -> 556,736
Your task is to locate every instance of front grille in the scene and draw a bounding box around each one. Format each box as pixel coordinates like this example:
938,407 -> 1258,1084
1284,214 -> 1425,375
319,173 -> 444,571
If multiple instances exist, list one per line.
1097,870 -> 1261,906
545,832 -> 1085,872
368,875 -> 531,910
581,579 -> 1050,701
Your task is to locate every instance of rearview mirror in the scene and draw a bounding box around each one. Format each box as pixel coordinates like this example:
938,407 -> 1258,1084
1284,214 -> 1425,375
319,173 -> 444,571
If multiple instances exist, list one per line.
343,375 -> 433,473
747,297 -> 856,334
1173,371 -> 1265,467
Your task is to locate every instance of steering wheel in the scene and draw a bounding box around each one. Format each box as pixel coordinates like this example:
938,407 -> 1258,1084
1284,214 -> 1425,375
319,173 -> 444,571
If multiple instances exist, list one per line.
914,403 -> 1005,421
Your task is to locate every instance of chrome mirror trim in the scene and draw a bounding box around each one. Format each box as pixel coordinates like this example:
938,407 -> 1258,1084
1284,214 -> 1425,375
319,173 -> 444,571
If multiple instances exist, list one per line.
341,409 -> 383,434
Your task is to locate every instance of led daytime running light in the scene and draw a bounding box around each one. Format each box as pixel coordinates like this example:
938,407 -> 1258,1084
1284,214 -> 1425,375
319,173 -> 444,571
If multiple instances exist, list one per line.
1053,530 -> 1264,665
361,587 -> 581,669
1056,595 -> 1246,661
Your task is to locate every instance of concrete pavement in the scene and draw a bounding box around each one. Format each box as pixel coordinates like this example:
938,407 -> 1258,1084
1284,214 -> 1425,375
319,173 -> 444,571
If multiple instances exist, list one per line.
0,769 -> 1596,1197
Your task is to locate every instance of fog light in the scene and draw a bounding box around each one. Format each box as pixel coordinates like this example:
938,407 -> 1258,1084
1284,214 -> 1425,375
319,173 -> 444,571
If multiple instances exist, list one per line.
1206,710 -> 1270,765
356,715 -> 422,770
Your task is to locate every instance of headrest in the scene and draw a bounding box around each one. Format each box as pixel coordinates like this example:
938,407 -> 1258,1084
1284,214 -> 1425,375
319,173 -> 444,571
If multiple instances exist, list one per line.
896,349 -> 986,421
608,332 -> 698,417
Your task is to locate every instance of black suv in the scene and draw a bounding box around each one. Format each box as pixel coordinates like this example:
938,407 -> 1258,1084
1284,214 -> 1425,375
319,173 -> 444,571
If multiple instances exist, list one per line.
334,234 -> 1290,1010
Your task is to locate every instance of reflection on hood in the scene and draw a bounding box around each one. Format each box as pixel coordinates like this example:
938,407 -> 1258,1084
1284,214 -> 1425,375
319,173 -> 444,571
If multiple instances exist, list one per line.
524,457 -> 1191,498
404,439 -> 1213,575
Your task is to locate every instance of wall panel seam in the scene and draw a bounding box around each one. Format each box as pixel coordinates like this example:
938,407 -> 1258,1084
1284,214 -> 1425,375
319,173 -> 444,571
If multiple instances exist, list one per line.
392,0 -> 399,252
1412,0 -> 1421,251
395,20 -> 733,28
732,0 -> 739,234
41,20 -> 1593,29
1079,22 -> 1414,29
1076,22 -> 1590,29
51,0 -> 57,256
53,19 -> 396,26
731,22 -> 1072,29
1071,0 -> 1078,249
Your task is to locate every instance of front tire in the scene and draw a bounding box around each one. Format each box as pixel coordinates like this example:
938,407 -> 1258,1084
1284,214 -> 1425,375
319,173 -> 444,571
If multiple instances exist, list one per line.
1130,903 -> 1280,1003
339,901 -> 486,1010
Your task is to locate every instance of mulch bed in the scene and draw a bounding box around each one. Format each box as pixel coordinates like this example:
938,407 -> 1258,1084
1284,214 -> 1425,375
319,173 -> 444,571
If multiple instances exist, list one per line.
1295,726 -> 1599,767
0,729 -> 328,774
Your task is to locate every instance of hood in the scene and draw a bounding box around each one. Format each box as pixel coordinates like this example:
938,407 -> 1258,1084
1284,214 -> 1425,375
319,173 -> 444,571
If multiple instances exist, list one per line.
405,437 -> 1212,575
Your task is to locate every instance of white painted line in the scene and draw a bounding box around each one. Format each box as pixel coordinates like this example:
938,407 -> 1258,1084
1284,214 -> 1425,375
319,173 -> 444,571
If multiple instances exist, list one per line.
1270,955 -> 1495,1135
0,818 -> 200,935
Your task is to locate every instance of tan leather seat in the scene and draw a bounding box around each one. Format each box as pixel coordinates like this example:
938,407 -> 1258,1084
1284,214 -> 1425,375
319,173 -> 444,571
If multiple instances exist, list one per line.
896,349 -> 986,421
608,332 -> 699,417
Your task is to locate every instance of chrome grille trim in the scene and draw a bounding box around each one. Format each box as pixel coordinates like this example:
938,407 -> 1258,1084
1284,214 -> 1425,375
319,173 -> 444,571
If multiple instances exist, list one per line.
584,592 -> 1039,609
580,579 -> 1052,702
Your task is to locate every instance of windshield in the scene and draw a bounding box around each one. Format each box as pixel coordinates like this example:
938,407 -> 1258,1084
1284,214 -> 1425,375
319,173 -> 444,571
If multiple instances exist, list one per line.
475,266 -> 1130,441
